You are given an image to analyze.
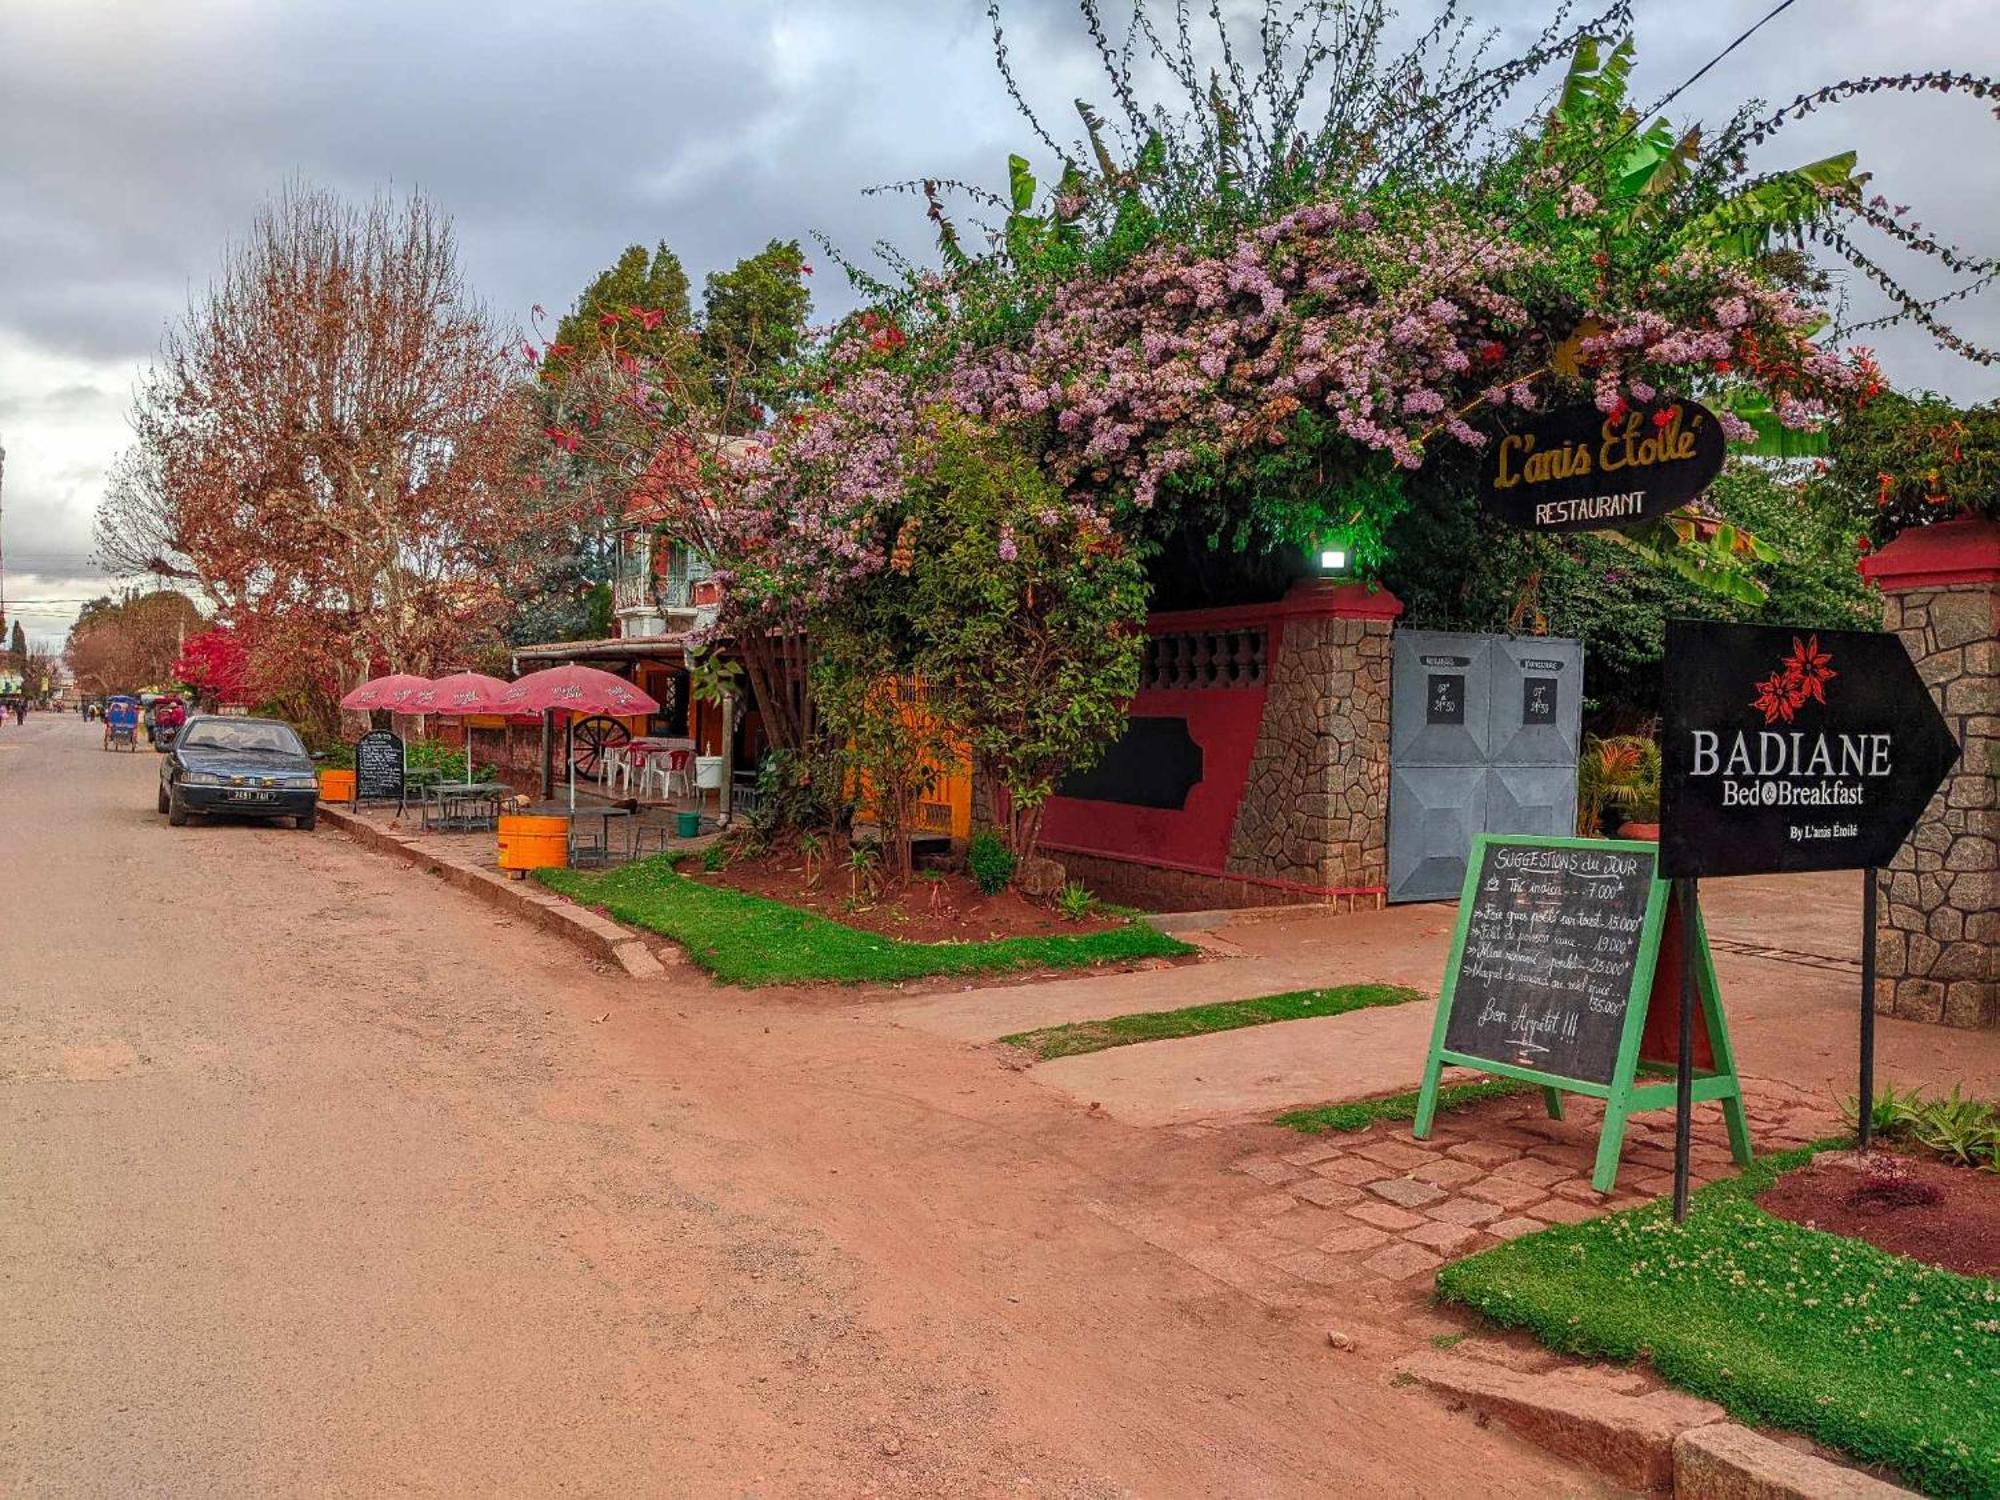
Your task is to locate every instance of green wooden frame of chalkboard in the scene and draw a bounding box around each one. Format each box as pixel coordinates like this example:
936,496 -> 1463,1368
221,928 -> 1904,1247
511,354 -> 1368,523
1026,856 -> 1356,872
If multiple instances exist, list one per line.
1411,834 -> 1751,1193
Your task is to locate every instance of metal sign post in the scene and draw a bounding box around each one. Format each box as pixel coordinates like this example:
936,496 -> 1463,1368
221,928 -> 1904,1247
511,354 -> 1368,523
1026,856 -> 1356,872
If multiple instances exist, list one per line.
1672,877 -> 1699,1223
1860,866 -> 1878,1152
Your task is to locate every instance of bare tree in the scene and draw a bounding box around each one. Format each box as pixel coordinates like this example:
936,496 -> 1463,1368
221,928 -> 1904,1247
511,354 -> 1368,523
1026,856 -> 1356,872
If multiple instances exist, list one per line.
100,183 -> 533,719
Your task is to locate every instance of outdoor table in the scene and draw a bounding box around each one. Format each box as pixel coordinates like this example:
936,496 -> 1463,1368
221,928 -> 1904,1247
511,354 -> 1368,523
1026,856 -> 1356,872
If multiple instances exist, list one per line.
567,805 -> 635,866
430,780 -> 503,833
402,764 -> 446,817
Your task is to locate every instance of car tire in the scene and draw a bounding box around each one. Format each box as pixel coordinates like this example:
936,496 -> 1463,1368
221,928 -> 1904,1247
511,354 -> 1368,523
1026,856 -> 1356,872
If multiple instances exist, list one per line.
296,809 -> 317,832
167,786 -> 189,827
157,783 -> 170,815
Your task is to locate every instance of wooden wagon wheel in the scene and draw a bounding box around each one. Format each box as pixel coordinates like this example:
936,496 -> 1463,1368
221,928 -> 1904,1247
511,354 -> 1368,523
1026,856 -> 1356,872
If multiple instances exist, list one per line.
568,715 -> 631,780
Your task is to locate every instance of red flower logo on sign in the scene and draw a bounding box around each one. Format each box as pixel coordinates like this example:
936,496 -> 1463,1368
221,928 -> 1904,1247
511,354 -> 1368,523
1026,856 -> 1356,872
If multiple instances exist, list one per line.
1750,634 -> 1836,725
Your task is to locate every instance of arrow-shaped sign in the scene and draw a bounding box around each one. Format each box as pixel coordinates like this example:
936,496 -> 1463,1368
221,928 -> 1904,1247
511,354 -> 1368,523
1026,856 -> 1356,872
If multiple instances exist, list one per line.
1659,620 -> 1961,879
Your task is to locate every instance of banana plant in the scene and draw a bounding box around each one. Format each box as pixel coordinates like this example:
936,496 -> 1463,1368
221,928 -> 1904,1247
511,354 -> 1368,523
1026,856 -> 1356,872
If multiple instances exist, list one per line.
1547,36 -> 1868,260
1604,510 -> 1779,605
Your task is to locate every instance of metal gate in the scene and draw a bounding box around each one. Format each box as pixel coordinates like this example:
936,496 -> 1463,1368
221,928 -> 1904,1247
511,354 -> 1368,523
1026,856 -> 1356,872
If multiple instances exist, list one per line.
1387,630 -> 1583,902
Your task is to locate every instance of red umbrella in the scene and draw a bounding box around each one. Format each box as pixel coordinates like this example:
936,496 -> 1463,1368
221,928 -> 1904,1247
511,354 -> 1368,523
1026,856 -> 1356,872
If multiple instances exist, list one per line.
413,671 -> 512,714
340,673 -> 433,712
498,666 -> 659,808
411,672 -> 511,780
498,664 -> 658,717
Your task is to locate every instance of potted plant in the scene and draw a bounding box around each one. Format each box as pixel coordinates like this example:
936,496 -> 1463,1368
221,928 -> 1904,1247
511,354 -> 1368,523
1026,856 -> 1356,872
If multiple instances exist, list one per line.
1577,734 -> 1661,839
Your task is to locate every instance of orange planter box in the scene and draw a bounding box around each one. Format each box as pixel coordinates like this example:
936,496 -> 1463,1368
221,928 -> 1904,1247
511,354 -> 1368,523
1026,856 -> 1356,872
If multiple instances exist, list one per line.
318,769 -> 356,803
497,814 -> 569,873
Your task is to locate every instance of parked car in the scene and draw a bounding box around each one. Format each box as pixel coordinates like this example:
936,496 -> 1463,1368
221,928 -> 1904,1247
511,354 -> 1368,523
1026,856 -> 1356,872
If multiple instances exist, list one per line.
158,715 -> 321,830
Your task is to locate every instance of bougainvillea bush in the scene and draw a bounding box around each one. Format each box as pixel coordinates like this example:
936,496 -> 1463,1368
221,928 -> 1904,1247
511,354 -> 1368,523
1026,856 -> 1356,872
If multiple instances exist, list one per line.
1826,392 -> 2000,545
533,1 -> 2000,860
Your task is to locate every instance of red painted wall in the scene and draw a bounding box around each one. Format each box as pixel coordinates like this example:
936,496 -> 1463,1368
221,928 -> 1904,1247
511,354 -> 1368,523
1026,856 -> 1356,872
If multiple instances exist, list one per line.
1038,676 -> 1271,871
1039,595 -> 1302,874
1039,583 -> 1401,884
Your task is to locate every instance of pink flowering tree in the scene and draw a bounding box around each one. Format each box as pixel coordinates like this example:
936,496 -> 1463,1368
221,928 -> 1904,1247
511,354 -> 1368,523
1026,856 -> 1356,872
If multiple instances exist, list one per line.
866,8 -> 1995,607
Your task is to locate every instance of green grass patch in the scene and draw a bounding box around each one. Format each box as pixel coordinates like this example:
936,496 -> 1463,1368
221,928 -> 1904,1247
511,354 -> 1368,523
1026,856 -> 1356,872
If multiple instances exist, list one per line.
1275,1076 -> 1537,1134
535,854 -> 1193,987
999,983 -> 1421,1061
1437,1146 -> 2000,1498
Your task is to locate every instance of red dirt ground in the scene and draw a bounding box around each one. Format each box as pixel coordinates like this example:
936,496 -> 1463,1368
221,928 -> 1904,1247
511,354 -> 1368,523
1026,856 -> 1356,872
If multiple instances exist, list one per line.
1757,1150 -> 2000,1278
693,843 -> 1124,943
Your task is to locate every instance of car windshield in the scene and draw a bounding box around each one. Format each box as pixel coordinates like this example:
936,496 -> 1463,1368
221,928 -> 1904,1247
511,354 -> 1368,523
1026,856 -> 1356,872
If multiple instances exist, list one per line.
181,721 -> 306,756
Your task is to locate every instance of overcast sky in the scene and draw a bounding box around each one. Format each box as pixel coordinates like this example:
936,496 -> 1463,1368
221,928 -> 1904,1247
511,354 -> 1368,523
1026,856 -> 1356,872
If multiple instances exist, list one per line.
3,0 -> 1998,646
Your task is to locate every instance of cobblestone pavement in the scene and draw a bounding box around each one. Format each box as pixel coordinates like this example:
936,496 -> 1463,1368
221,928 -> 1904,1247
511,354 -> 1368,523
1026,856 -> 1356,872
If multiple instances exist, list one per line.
1210,1082 -> 1841,1298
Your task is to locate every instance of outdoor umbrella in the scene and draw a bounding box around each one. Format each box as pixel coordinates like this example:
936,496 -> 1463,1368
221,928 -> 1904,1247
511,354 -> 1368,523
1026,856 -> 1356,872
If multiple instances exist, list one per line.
339,673 -> 434,713
410,672 -> 512,780
497,665 -> 660,810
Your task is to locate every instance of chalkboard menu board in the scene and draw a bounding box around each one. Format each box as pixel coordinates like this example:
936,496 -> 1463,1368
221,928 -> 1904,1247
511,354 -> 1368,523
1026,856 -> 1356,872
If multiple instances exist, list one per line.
354,729 -> 405,803
1441,840 -> 1656,1085
1414,834 -> 1753,1193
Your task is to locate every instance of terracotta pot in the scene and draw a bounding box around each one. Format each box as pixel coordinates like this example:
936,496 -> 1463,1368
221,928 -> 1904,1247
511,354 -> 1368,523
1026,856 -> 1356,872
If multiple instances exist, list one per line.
317,768 -> 356,803
1619,821 -> 1660,841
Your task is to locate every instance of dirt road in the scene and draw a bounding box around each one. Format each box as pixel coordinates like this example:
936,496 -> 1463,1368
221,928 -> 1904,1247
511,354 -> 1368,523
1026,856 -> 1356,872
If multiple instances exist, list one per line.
1,714 -> 1603,1497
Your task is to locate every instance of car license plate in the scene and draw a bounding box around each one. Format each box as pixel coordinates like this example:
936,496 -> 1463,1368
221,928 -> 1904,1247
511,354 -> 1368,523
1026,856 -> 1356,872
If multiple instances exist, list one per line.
226,789 -> 277,802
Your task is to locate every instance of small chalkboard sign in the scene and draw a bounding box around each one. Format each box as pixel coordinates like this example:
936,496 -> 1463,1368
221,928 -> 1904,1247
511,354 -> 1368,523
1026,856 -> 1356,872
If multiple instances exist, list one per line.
1413,834 -> 1751,1191
354,728 -> 405,806
1441,840 -> 1654,1086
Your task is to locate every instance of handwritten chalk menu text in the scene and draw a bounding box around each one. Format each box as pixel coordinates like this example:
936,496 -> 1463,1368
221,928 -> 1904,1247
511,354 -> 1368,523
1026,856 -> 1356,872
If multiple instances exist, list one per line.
354,728 -> 405,803
1442,840 -> 1656,1086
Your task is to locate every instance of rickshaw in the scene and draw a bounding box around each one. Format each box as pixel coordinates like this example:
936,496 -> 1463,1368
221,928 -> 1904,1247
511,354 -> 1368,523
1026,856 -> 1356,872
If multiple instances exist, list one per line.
103,695 -> 140,752
150,694 -> 188,751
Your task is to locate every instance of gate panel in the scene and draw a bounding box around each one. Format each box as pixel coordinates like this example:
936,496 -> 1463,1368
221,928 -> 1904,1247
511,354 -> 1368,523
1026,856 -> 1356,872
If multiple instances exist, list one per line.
1390,632 -> 1491,766
1388,630 -> 1582,902
1386,764 -> 1487,903
1486,637 -> 1583,766
1484,765 -> 1577,841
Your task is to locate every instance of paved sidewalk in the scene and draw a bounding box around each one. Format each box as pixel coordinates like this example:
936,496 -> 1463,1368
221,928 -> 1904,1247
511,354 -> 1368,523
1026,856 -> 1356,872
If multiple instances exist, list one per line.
1187,1082 -> 1839,1300
876,868 -> 2000,1125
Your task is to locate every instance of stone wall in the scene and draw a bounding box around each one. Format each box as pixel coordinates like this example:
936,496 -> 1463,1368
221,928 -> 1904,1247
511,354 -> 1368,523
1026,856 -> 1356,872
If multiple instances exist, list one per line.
1224,590 -> 1396,897
1865,520 -> 1999,1029
1051,849 -> 1386,913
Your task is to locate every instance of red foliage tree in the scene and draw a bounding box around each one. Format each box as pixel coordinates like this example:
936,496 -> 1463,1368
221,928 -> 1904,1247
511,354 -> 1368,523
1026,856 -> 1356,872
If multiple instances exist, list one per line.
172,626 -> 250,709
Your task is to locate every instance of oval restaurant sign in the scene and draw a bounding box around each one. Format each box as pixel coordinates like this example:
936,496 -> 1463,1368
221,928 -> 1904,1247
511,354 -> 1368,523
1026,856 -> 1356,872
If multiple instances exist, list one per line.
1480,400 -> 1725,533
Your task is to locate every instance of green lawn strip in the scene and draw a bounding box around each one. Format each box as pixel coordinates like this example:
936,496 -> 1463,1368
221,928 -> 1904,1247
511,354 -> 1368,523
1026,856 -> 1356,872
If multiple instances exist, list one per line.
534,855 -> 1193,987
1275,1076 -> 1537,1134
1436,1145 -> 2000,1498
999,983 -> 1422,1062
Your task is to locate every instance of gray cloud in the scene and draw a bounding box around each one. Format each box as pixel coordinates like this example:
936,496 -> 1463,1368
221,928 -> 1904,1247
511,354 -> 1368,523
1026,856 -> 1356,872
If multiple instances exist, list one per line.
3,0 -> 1998,642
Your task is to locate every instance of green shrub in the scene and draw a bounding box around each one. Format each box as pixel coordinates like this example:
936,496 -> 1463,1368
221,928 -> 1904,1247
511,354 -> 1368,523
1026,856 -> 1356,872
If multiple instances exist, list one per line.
966,830 -> 1016,894
1055,881 -> 1097,921
701,842 -> 728,873
1842,1083 -> 2000,1170
405,736 -> 494,779
1839,1083 -> 1927,1141
1909,1086 -> 1999,1168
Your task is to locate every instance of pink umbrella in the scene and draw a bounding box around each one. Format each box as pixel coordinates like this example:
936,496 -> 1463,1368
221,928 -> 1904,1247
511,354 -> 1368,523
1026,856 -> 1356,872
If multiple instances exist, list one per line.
498,665 -> 660,809
340,673 -> 433,712
410,671 -> 511,780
